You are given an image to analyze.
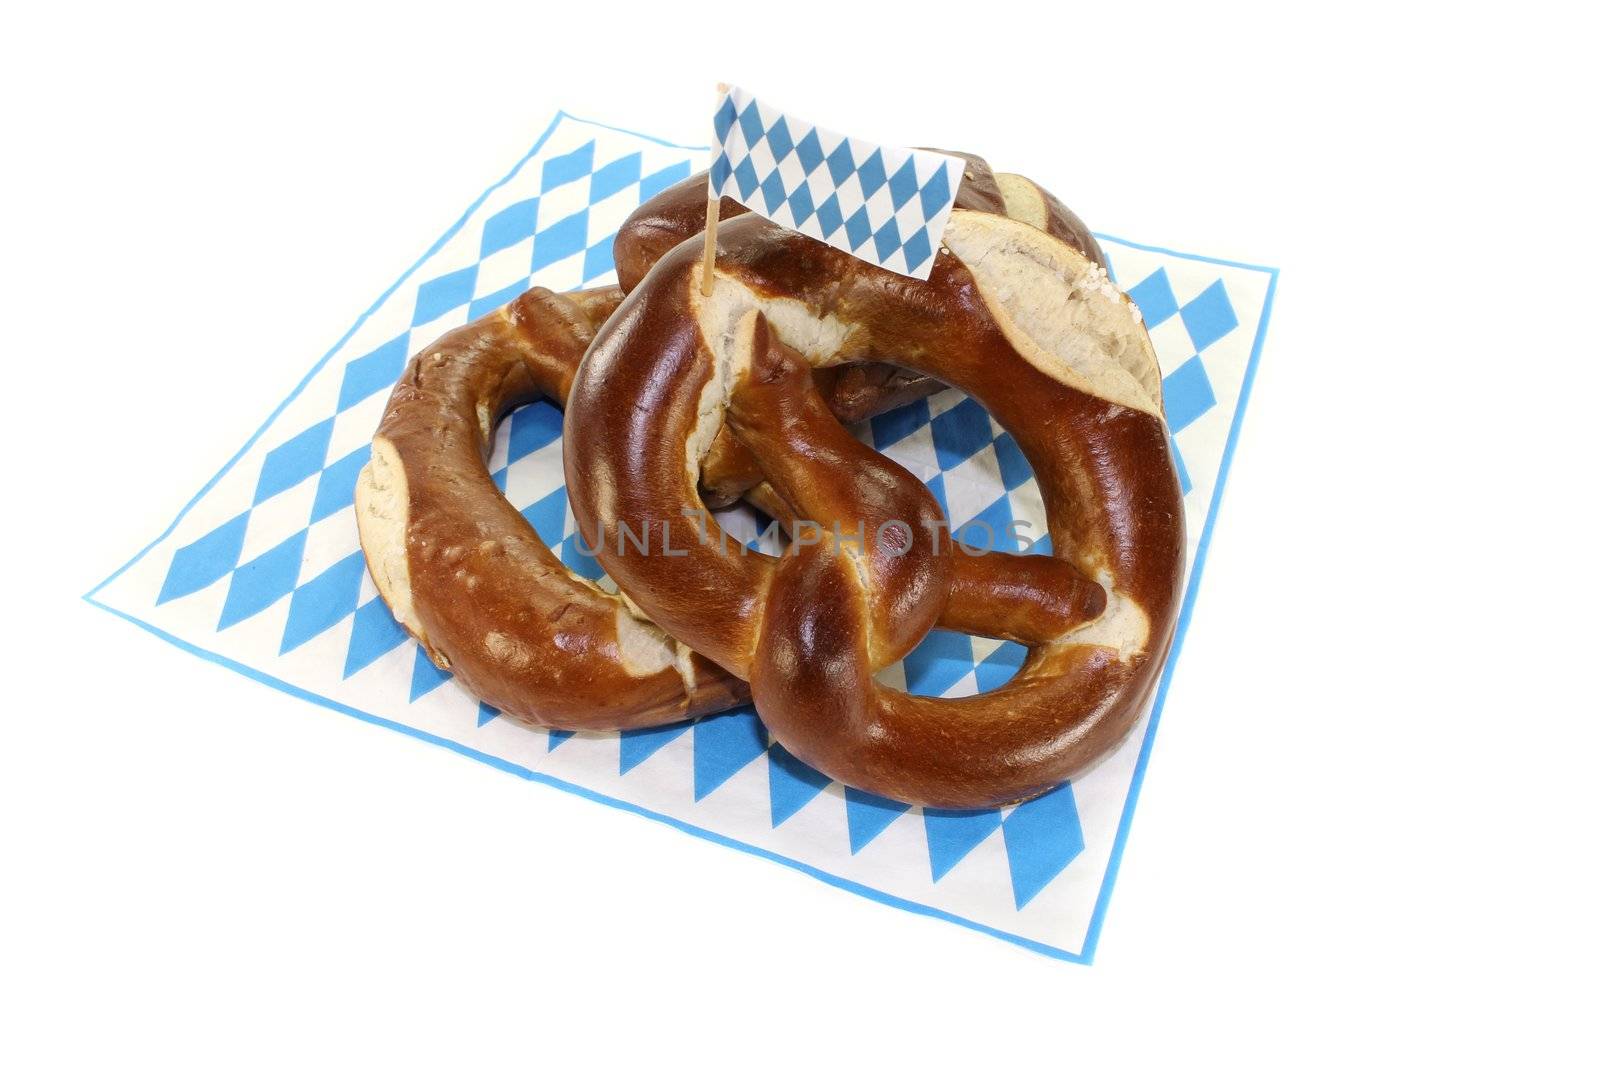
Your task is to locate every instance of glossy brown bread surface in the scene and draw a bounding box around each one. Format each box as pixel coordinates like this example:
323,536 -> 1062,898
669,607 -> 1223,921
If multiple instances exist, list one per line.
355,154 -> 1116,735
564,198 -> 1184,807
350,167 -> 976,729
614,158 -> 1104,506
356,286 -> 751,728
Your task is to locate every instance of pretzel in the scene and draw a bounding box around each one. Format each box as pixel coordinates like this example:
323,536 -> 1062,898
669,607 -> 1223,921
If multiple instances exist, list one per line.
616,158 -> 1091,506
355,160 -> 1091,731
563,178 -> 1185,807
355,284 -> 754,729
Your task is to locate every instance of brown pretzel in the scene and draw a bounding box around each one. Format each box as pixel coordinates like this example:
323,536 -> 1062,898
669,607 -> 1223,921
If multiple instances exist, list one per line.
618,158 -> 1098,507
563,180 -> 1184,807
355,160 -> 1098,732
355,284 -> 753,729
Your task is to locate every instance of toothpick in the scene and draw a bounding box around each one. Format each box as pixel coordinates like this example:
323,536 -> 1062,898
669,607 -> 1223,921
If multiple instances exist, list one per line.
701,83 -> 729,297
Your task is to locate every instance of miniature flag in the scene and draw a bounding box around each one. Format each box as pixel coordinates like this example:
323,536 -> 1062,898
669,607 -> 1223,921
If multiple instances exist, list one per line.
709,86 -> 966,280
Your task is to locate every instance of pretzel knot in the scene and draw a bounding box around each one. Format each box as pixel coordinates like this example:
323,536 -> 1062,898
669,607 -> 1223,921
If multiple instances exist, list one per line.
354,159 -> 1082,735
565,207 -> 1186,808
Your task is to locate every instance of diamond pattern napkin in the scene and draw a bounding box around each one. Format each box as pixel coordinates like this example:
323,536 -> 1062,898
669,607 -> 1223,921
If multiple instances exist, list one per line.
87,112 -> 1278,963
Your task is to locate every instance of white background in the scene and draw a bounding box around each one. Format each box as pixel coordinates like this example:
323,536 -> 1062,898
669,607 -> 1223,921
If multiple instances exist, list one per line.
3,2 -> 1595,1063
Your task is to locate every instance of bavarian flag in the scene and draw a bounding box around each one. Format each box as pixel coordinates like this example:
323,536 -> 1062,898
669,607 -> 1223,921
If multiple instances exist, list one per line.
709,85 -> 966,280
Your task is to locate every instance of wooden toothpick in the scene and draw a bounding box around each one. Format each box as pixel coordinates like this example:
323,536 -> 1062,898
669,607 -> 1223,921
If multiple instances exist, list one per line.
701,83 -> 729,297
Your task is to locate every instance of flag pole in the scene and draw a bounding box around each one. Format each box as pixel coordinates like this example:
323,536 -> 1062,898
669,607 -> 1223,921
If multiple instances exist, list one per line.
700,83 -> 728,297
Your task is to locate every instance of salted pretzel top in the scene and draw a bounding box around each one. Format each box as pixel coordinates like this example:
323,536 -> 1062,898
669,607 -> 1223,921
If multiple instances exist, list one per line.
563,198 -> 1184,808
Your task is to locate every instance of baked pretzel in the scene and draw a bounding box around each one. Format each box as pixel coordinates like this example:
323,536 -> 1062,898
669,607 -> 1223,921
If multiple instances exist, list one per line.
355,160 -> 1096,732
563,179 -> 1185,807
356,284 -> 752,729
618,157 -> 1097,507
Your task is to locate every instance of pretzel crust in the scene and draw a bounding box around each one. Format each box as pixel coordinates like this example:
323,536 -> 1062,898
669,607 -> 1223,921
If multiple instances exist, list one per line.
355,158 -> 1106,733
355,286 -> 750,729
564,206 -> 1185,807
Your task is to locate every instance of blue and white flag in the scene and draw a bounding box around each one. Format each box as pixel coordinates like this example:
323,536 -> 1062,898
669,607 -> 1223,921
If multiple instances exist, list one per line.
709,85 -> 966,280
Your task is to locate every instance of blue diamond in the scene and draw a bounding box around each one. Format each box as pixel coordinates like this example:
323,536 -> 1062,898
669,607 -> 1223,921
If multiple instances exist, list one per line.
787,182 -> 815,226
530,210 -> 589,272
795,129 -> 824,174
825,140 -> 856,186
477,702 -> 501,727
254,418 -> 333,505
640,160 -> 691,203
540,141 -> 594,192
1003,783 -> 1084,908
620,721 -> 691,774
872,217 -> 902,263
343,596 -> 409,678
888,158 -> 919,210
902,228 -> 933,274
411,265 -> 478,327
157,512 -> 249,604
409,644 -> 450,701
1180,279 -> 1238,352
583,233 -> 617,282
507,397 -> 562,463
708,153 -> 731,197
693,708 -> 767,800
337,334 -> 408,412
1126,267 -> 1179,328
768,743 -> 830,827
218,530 -> 306,630
919,165 -> 952,217
993,432 -> 1032,490
480,198 -> 539,258
732,156 -> 759,200
736,100 -> 766,148
925,807 -> 1003,881
903,629 -> 973,697
280,551 -> 366,654
760,168 -> 787,216
469,279 -> 529,321
844,788 -> 910,853
712,96 -> 738,143
975,641 -> 1026,693
843,206 -> 873,251
548,729 -> 575,751
589,152 -> 641,203
855,150 -> 888,198
520,485 -> 568,546
815,194 -> 845,237
311,445 -> 370,525
871,397 -> 930,450
956,494 -> 1016,554
766,118 -> 795,162
1162,356 -> 1216,433
931,397 -> 992,470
